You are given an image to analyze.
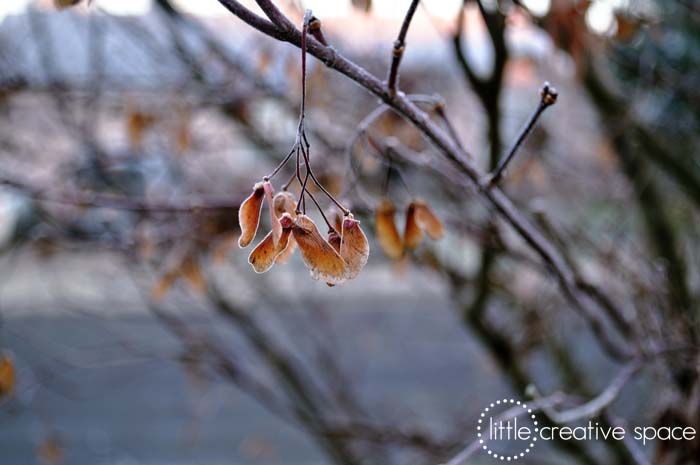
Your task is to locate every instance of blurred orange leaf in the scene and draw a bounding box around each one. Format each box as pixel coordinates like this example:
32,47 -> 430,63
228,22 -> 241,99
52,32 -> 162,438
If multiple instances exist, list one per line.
126,110 -> 157,152
36,436 -> 63,465
54,0 -> 82,9
151,254 -> 206,300
0,352 -> 15,400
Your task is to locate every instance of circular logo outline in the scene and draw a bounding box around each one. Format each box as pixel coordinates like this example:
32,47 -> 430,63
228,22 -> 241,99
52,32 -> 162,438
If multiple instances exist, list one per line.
477,398 -> 539,461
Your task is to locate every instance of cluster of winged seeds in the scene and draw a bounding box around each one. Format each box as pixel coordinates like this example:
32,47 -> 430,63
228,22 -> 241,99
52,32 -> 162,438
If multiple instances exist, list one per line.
375,198 -> 444,260
238,181 -> 369,286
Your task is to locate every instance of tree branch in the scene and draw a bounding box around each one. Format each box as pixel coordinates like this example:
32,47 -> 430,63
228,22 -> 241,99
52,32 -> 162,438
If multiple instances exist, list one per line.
213,0 -> 634,361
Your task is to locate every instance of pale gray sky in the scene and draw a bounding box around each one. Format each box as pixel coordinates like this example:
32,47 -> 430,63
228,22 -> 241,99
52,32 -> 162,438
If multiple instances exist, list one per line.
0,0 -> 624,35
0,0 -> 551,20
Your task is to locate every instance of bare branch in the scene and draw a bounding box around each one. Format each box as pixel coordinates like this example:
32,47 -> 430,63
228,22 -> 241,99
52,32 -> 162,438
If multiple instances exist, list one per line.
254,0 -> 298,32
534,361 -> 641,424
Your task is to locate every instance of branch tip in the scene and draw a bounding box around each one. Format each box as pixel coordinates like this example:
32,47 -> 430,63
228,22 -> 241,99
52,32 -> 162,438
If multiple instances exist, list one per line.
540,81 -> 558,106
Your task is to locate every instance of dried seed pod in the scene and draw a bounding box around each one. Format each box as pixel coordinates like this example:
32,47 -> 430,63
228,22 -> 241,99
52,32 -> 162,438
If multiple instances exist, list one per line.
325,229 -> 343,287
276,226 -> 293,255
375,199 -> 403,259
264,181 -> 282,244
248,231 -> 277,273
414,200 -> 444,240
275,236 -> 297,264
238,182 -> 265,248
291,215 -> 347,285
340,215 -> 369,279
275,213 -> 296,264
403,202 -> 423,250
328,230 -> 341,253
328,207 -> 343,234
273,191 -> 297,218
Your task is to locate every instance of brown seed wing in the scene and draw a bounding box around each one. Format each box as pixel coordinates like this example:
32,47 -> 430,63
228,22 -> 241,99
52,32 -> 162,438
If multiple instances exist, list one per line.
275,235 -> 297,264
275,213 -> 296,264
248,231 -> 277,273
375,199 -> 403,259
404,202 -> 423,250
328,231 -> 342,253
330,209 -> 343,233
414,200 -> 444,240
292,215 -> 347,285
275,227 -> 292,255
340,216 -> 369,279
273,191 -> 298,218
264,182 -> 282,245
238,182 -> 265,248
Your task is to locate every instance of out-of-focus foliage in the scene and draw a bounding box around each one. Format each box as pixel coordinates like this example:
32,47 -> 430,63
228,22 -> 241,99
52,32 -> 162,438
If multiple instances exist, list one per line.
610,1 -> 700,154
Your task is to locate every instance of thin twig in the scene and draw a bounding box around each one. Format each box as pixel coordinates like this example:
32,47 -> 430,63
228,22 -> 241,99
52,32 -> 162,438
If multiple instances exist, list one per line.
485,82 -> 558,187
386,0 -> 420,96
434,98 -> 465,151
535,361 -> 641,424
